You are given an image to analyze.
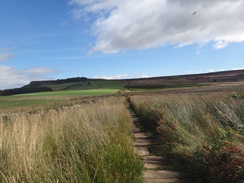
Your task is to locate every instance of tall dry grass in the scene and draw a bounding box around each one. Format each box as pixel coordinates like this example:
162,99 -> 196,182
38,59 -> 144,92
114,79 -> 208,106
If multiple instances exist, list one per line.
0,97 -> 142,182
130,94 -> 244,183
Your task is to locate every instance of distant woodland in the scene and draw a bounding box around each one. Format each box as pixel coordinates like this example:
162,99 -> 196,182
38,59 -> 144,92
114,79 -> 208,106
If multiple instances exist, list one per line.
0,87 -> 53,96
0,77 -> 89,96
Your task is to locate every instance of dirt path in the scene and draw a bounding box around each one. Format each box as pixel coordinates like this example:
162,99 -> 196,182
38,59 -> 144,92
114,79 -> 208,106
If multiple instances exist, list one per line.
129,108 -> 192,183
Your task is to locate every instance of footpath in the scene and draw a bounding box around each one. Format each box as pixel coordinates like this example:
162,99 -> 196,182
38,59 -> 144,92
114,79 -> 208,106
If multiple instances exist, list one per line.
128,105 -> 192,183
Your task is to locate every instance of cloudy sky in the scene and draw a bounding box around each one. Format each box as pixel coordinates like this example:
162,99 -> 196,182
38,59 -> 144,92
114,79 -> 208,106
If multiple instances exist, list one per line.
0,0 -> 244,89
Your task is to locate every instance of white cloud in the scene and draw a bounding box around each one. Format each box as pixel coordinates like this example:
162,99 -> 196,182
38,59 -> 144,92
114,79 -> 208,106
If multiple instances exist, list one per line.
69,0 -> 244,54
93,73 -> 150,79
208,69 -> 215,73
0,53 -> 13,62
185,71 -> 192,74
0,65 -> 56,89
207,68 -> 244,73
213,41 -> 229,49
93,74 -> 129,79
218,69 -> 225,72
232,68 -> 244,70
133,74 -> 150,79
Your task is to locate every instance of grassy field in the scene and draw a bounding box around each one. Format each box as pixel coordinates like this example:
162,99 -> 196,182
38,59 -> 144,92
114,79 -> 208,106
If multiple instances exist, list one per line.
14,88 -> 120,97
0,99 -> 57,109
0,97 -> 142,182
130,94 -> 244,183
0,87 -> 122,111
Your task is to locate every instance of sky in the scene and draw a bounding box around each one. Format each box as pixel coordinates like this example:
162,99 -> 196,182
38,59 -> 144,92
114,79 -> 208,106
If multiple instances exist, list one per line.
0,0 -> 244,89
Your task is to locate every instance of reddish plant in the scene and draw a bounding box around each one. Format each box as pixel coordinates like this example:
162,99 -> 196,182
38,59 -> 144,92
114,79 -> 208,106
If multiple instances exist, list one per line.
200,141 -> 244,183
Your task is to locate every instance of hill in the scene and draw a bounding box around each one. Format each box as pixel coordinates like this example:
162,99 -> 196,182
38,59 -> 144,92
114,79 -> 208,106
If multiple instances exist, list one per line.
1,69 -> 243,96
0,77 -> 125,96
122,69 -> 244,89
26,69 -> 244,90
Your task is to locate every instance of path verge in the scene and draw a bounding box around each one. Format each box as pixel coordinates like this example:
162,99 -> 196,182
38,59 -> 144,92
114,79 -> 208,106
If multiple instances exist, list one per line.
128,104 -> 192,183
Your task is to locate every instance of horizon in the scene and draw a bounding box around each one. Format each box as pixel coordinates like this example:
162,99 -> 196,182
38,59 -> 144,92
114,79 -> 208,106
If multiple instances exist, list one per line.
2,68 -> 244,90
1,0 -> 244,89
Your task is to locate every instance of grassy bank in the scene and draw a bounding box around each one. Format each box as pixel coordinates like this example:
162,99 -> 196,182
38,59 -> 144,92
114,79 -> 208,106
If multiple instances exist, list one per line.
130,94 -> 244,183
0,97 -> 142,182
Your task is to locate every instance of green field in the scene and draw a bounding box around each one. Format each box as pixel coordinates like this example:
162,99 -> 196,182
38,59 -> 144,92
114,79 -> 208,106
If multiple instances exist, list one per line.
0,81 -> 126,110
0,99 -> 57,109
13,88 -> 120,97
0,88 -> 117,109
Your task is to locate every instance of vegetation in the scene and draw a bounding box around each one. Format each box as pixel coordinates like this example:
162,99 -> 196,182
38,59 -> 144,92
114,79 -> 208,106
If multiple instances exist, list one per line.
26,79 -> 126,91
126,84 -> 208,91
231,92 -> 244,99
0,97 -> 143,182
13,89 -> 120,97
130,94 -> 244,183
0,77 -> 125,96
0,87 -> 53,96
0,99 -> 57,109
0,88 -> 120,111
0,73 -> 243,182
28,77 -> 88,87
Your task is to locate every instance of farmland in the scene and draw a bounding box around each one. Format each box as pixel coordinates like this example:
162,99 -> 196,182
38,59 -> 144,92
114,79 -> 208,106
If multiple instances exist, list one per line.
13,89 -> 120,97
0,80 -> 126,112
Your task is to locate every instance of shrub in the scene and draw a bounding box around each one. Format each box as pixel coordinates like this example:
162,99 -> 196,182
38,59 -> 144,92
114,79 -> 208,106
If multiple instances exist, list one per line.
197,142 -> 244,183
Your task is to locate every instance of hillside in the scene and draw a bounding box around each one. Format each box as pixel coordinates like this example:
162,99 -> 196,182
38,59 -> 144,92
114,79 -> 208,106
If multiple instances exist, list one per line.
26,69 -> 244,90
24,77 -> 125,91
123,69 -> 244,89
1,69 -> 243,96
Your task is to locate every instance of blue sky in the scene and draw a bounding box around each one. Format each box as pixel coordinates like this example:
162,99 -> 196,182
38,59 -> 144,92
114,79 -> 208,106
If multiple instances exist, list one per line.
0,0 -> 244,89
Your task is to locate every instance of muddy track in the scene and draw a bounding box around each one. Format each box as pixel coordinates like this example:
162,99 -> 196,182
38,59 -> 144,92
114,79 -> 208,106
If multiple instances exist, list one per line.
128,102 -> 192,183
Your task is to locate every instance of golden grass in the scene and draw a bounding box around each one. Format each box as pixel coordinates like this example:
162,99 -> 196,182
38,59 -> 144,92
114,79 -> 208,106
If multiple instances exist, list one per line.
0,97 -> 142,182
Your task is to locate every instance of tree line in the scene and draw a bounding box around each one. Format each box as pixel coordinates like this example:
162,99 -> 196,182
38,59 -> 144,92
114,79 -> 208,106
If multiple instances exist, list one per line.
0,87 -> 53,96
